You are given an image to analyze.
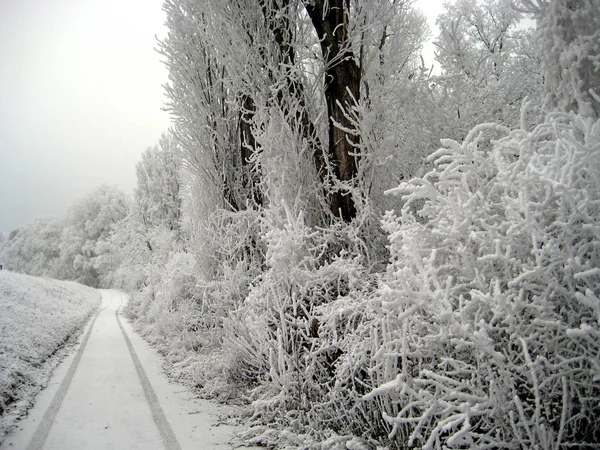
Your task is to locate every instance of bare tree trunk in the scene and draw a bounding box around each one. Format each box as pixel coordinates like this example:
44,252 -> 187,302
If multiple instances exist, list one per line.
304,0 -> 361,222
261,0 -> 328,211
239,94 -> 263,207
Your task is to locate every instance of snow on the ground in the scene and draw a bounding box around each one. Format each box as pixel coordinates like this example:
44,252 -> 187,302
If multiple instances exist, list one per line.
1,288 -> 262,449
0,270 -> 100,441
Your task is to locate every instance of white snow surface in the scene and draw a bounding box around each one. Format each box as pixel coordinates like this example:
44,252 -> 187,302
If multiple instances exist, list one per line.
0,271 -> 100,439
1,289 -> 260,449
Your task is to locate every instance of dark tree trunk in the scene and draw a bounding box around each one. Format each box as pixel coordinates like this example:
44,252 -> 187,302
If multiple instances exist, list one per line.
259,0 -> 328,219
304,0 -> 361,222
239,93 -> 263,207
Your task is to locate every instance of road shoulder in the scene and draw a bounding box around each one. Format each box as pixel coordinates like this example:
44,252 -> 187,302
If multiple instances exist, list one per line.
115,292 -> 258,449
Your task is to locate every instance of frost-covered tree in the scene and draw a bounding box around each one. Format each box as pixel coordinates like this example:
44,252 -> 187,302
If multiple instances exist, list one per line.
59,185 -> 128,287
348,2 -> 430,216
515,0 -> 600,119
161,0 -> 428,226
158,0 -> 430,290
0,217 -> 64,278
94,213 -> 149,291
159,2 -> 242,214
433,0 -> 543,136
436,0 -> 520,79
135,132 -> 182,234
0,186 -> 129,287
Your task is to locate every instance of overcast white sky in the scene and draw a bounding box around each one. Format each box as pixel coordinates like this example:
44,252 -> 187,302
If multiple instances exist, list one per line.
0,0 -> 445,233
0,0 -> 170,233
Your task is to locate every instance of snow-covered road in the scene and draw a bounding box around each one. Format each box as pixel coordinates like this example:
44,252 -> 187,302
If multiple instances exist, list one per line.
1,290 -> 252,450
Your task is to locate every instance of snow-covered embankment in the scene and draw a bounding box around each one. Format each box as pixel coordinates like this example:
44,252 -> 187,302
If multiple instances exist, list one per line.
0,271 -> 100,440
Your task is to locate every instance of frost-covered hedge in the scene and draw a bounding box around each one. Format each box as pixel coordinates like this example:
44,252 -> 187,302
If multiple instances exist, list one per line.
184,110 -> 600,448
0,271 -> 100,440
359,112 -> 600,448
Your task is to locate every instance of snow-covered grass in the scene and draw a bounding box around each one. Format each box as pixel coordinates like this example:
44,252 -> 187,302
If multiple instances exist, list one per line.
0,270 -> 100,440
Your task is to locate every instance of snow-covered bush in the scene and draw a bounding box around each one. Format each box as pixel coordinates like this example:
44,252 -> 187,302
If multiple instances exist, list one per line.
224,205 -> 325,388
362,111 -> 600,448
143,250 -> 197,336
125,226 -> 187,322
223,202 -> 376,425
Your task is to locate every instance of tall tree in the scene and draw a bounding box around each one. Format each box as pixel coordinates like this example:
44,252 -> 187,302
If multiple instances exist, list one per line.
161,0 -> 376,223
303,0 -> 361,221
160,0 -> 430,276
0,217 -> 63,278
160,1 -> 241,212
59,185 -> 128,287
433,0 -> 543,135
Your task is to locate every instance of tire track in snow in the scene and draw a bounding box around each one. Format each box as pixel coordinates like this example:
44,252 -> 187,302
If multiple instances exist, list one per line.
26,295 -> 111,450
115,296 -> 182,450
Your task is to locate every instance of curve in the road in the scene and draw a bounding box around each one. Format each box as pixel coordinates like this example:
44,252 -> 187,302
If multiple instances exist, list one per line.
26,295 -> 111,450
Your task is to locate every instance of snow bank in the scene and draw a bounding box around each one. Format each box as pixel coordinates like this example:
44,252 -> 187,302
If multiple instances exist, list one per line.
0,271 -> 100,440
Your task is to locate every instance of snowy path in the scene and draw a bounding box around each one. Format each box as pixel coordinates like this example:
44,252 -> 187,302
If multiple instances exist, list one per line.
1,290 -> 253,450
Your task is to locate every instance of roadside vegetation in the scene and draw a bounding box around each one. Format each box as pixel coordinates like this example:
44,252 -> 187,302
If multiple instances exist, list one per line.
1,0 -> 598,447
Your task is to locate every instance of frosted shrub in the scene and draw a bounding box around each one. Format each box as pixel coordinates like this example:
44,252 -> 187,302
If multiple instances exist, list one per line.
124,226 -> 179,317
145,250 -> 197,338
364,112 -> 600,448
194,207 -> 265,329
224,204 -> 321,389
224,202 -> 375,430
